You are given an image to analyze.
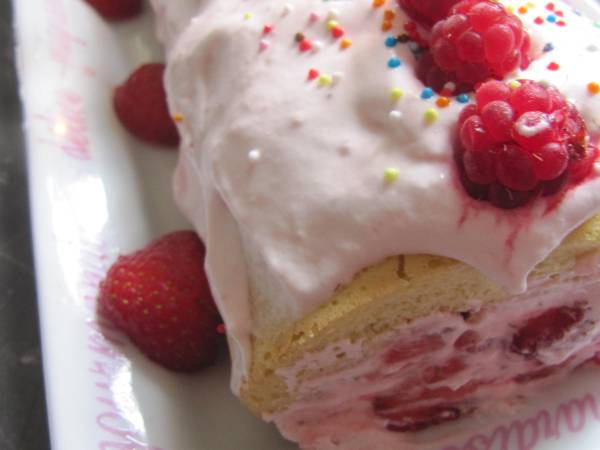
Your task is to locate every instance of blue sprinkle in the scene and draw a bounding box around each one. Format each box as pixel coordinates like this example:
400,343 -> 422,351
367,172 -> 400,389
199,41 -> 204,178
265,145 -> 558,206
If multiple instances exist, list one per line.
546,14 -> 557,22
543,42 -> 554,52
420,87 -> 434,99
456,94 -> 470,104
385,36 -> 398,48
387,57 -> 402,68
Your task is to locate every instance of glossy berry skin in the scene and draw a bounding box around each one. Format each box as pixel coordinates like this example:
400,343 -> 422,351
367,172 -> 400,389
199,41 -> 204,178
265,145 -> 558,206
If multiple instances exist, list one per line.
456,80 -> 598,209
416,52 -> 472,96
98,231 -> 222,372
398,0 -> 462,28
430,0 -> 531,87
84,0 -> 143,21
114,64 -> 180,148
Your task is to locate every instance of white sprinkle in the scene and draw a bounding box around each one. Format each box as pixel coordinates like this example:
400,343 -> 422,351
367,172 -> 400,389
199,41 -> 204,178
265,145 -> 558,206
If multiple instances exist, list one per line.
389,110 -> 403,120
259,39 -> 270,51
328,8 -> 340,19
538,79 -> 551,88
332,72 -> 344,85
312,40 -> 325,51
408,42 -> 420,52
248,149 -> 262,161
283,3 -> 294,14
443,81 -> 456,93
515,115 -> 550,137
587,44 -> 598,52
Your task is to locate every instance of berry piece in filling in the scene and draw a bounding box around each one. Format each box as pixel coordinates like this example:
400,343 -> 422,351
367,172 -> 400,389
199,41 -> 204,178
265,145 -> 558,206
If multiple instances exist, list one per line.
430,0 -> 531,87
98,231 -> 222,372
376,404 -> 466,432
511,306 -> 584,357
114,64 -> 180,148
456,80 -> 598,209
84,0 -> 143,21
398,0 -> 462,28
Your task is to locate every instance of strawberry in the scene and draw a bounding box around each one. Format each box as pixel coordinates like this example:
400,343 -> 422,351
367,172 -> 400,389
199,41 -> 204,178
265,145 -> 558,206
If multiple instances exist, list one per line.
384,334 -> 445,364
510,306 -> 584,357
84,0 -> 143,21
98,231 -> 221,372
113,64 -> 180,148
374,403 -> 466,432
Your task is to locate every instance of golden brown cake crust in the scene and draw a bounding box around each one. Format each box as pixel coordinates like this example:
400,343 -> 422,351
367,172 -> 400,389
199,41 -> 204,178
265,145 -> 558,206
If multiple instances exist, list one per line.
240,214 -> 600,414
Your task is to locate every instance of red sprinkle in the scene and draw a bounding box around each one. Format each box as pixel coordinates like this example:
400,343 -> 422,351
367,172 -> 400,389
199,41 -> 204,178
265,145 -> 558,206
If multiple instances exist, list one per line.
555,10 -> 564,17
308,68 -> 319,80
299,39 -> 313,52
331,26 -> 345,39
534,17 -> 544,24
557,20 -> 566,26
547,61 -> 560,71
216,323 -> 226,334
546,2 -> 555,10
263,24 -> 273,34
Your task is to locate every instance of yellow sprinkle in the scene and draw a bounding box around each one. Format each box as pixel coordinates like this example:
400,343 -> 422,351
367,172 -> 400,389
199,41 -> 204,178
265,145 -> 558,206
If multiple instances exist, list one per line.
340,38 -> 353,49
372,0 -> 385,7
243,12 -> 253,20
506,5 -> 515,13
318,74 -> 333,86
526,2 -> 536,8
390,87 -> 404,101
172,113 -> 184,123
327,20 -> 339,30
424,108 -> 439,123
384,168 -> 400,183
509,80 -> 521,90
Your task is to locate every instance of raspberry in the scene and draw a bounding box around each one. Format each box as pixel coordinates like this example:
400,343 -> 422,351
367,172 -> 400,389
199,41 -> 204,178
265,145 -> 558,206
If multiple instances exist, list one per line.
113,64 -> 180,148
98,231 -> 222,372
455,80 -> 597,208
398,0 -> 462,28
84,0 -> 143,21
511,306 -> 584,357
431,0 -> 531,86
495,143 -> 537,191
416,52 -> 471,95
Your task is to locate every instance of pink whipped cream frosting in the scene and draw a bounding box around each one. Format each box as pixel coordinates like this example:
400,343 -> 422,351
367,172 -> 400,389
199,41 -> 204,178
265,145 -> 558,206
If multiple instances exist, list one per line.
148,0 -> 600,390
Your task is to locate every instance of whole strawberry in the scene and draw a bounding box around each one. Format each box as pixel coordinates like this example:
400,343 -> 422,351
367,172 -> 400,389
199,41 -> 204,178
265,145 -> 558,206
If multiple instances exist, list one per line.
84,0 -> 143,21
113,64 -> 180,148
98,231 -> 221,372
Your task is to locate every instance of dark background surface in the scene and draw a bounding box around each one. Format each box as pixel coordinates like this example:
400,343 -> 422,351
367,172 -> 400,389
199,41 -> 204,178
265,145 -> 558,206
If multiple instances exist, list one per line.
0,0 -> 51,449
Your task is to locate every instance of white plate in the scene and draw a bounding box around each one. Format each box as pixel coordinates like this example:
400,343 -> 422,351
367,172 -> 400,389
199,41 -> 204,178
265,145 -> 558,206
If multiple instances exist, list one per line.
12,0 -> 600,449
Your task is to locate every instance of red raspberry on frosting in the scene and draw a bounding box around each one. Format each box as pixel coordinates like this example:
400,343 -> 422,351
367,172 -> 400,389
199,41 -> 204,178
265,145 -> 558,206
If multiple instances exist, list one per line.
456,80 -> 598,209
398,0 -> 462,28
84,0 -> 143,21
430,0 -> 531,86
